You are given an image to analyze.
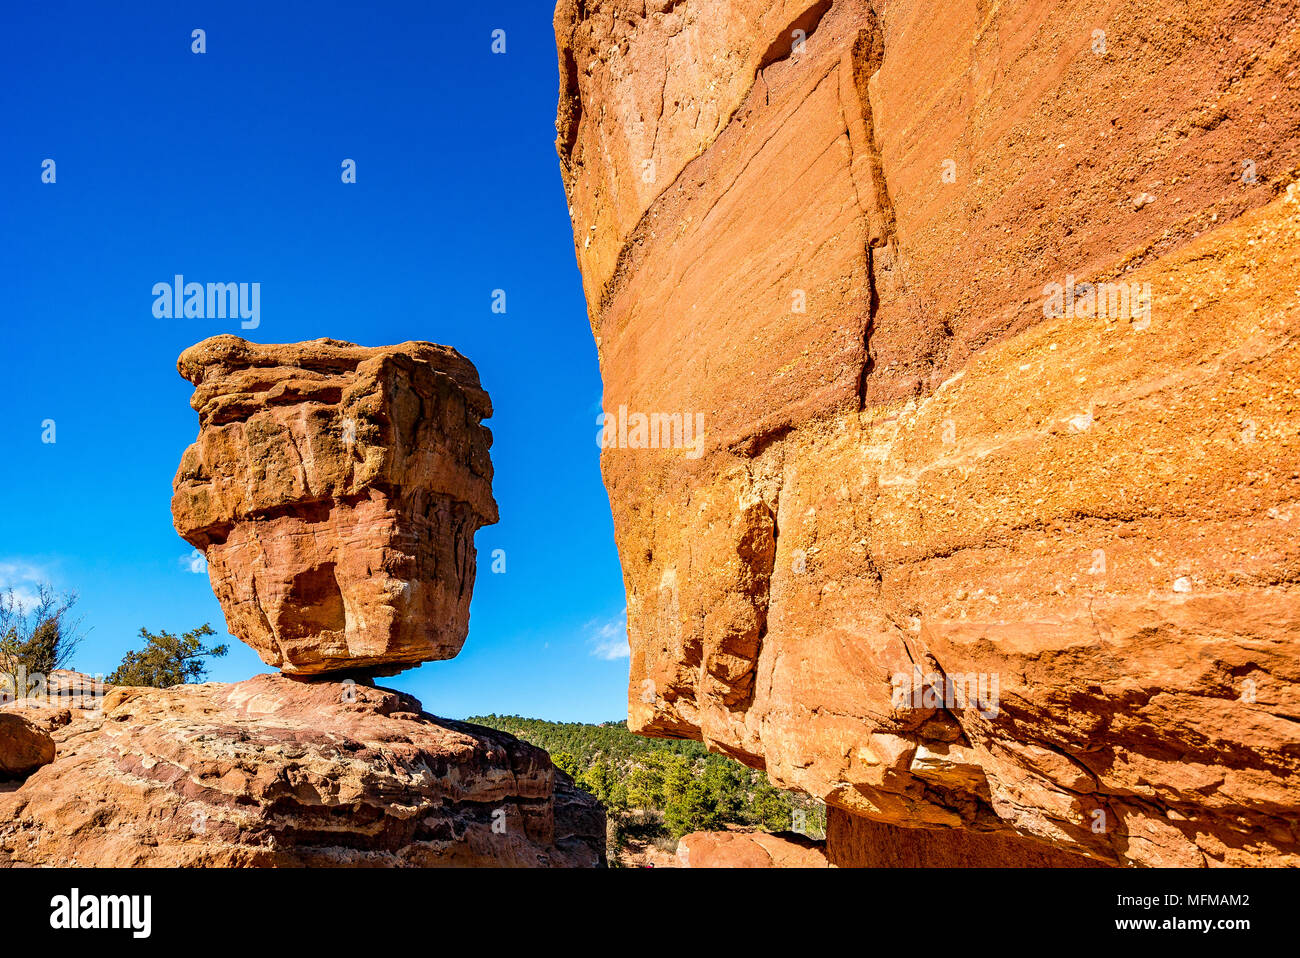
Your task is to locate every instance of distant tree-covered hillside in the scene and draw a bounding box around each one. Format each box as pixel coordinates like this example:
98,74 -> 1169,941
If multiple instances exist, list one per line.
470,714 -> 826,864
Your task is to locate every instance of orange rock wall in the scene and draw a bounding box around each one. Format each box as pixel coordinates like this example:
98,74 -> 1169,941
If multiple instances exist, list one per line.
556,0 -> 1300,866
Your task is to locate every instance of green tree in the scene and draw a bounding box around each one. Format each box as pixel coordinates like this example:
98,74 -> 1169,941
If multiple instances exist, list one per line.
466,712 -> 826,859
578,758 -> 631,812
0,586 -> 83,679
657,760 -> 757,837
625,755 -> 667,809
750,780 -> 794,832
109,623 -> 228,687
551,751 -> 581,778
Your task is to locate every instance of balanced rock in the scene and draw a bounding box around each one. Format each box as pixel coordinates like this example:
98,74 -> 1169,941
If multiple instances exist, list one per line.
0,675 -> 604,867
556,0 -> 1300,866
172,336 -> 498,676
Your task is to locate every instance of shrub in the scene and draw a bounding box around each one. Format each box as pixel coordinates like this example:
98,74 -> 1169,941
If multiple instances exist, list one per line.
0,586 -> 83,678
109,623 -> 228,688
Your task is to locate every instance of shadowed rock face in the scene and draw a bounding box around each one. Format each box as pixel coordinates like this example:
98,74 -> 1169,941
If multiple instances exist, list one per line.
172,335 -> 499,677
0,675 -> 605,867
556,0 -> 1300,866
823,808 -> 1107,867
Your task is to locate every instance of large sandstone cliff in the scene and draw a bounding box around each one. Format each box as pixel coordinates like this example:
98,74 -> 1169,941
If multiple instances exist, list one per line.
556,0 -> 1300,866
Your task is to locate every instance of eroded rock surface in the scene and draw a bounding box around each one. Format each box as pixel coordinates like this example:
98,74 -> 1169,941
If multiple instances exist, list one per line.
556,0 -> 1300,866
825,807 -> 1104,867
172,336 -> 498,676
0,675 -> 604,867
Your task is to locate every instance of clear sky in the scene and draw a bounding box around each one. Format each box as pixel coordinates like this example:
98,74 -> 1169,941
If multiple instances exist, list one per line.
0,0 -> 632,722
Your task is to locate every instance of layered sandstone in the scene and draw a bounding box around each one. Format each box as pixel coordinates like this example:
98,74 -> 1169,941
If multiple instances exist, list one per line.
0,675 -> 604,867
556,0 -> 1300,866
172,336 -> 498,676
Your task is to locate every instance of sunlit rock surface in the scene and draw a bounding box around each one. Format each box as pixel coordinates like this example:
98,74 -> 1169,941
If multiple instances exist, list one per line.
172,335 -> 498,677
555,0 -> 1300,866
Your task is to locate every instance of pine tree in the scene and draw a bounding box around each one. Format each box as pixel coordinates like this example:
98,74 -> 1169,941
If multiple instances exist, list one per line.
109,624 -> 228,687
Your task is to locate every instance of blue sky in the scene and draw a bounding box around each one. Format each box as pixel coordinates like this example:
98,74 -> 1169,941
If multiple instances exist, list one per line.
0,1 -> 632,722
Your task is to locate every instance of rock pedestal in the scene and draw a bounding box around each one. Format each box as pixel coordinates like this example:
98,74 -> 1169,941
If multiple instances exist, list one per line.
0,675 -> 605,867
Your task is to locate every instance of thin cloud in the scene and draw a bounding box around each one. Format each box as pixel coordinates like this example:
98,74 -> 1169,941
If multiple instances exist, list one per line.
0,560 -> 51,611
587,607 -> 630,660
179,550 -> 208,574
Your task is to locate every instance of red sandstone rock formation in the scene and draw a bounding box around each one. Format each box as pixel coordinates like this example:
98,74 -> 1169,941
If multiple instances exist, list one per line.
0,338 -> 604,869
676,829 -> 830,867
555,0 -> 1300,866
0,675 -> 604,867
0,713 -> 55,779
172,336 -> 498,677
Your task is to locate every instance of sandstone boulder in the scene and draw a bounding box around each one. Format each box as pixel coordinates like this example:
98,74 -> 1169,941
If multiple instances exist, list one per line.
172,336 -> 498,676
676,830 -> 830,868
0,713 -> 56,779
0,702 -> 73,736
46,669 -> 106,704
556,0 -> 1300,866
0,674 -> 604,867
